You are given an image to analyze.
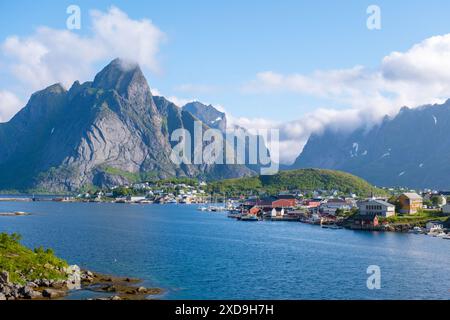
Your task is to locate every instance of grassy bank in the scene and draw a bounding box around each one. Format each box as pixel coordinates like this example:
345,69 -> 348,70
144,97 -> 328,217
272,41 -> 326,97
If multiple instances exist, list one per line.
380,210 -> 449,226
0,233 -> 68,284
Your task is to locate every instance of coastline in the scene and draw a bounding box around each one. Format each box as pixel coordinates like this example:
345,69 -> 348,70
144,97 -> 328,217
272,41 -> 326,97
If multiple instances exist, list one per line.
0,267 -> 163,300
0,232 -> 163,301
1,196 -> 448,236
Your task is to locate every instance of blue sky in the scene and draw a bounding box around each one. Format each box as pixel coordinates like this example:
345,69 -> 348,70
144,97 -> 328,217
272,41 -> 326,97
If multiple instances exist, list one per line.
2,1 -> 450,162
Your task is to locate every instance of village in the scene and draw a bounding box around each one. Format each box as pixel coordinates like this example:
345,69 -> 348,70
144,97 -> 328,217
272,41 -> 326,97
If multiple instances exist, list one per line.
222,191 -> 450,237
43,180 -> 450,239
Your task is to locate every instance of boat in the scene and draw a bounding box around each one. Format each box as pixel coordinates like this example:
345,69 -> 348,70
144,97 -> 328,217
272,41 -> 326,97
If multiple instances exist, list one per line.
321,224 -> 342,229
408,226 -> 423,234
197,206 -> 208,212
442,234 -> 450,240
240,214 -> 259,222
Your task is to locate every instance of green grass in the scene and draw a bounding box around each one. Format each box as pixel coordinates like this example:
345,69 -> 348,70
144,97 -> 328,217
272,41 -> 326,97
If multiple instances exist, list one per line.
101,166 -> 141,183
381,210 -> 449,225
0,233 -> 68,285
99,166 -> 159,184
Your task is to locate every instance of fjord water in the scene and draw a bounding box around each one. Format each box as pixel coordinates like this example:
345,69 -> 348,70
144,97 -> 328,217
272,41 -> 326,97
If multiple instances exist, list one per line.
0,201 -> 449,300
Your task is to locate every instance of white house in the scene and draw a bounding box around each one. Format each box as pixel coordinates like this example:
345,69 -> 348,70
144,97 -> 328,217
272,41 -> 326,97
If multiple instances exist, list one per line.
271,208 -> 277,218
271,208 -> 285,217
357,199 -> 396,218
320,198 -> 352,215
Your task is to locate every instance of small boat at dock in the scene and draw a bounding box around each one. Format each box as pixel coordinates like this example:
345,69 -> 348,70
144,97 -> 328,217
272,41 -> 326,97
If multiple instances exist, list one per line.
320,223 -> 342,229
239,214 -> 259,222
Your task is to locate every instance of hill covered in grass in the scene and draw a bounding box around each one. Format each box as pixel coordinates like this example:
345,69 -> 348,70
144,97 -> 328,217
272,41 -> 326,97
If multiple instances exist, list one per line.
207,168 -> 385,197
0,233 -> 68,285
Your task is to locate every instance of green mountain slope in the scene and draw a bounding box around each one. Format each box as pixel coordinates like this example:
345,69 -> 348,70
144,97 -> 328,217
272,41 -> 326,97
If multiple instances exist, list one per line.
208,168 -> 384,196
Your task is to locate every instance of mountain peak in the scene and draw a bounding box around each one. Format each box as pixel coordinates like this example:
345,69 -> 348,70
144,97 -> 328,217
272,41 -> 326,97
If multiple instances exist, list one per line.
38,83 -> 67,95
92,58 -> 150,99
27,83 -> 66,105
184,101 -> 227,132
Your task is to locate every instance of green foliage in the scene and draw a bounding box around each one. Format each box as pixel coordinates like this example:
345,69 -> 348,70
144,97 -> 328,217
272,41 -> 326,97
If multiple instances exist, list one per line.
99,166 -> 159,185
207,176 -> 262,196
431,196 -> 443,207
78,183 -> 100,194
112,186 -> 133,197
101,166 -> 141,183
336,207 -> 358,218
388,195 -> 402,212
207,169 -> 384,197
382,210 -> 448,225
423,200 -> 433,207
152,177 -> 199,186
0,233 -> 68,285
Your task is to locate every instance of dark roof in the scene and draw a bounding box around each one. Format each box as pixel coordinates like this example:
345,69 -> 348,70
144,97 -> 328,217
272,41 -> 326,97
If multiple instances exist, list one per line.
359,199 -> 394,208
258,196 -> 278,202
327,198 -> 346,203
277,194 -> 296,200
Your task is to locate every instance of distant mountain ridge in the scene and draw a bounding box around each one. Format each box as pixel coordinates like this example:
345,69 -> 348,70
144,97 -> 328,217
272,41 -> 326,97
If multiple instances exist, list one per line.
292,100 -> 450,189
0,59 -> 256,192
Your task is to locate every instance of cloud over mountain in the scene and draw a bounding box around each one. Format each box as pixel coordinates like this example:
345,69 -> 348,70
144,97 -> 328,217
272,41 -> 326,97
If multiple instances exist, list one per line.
0,6 -> 165,121
241,33 -> 450,164
0,90 -> 22,122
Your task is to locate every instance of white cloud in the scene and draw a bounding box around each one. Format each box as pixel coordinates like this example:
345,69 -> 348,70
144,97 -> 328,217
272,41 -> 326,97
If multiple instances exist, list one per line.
1,6 -> 165,92
0,90 -> 23,122
166,96 -> 195,107
91,7 -> 165,73
242,33 -> 450,164
151,88 -> 195,107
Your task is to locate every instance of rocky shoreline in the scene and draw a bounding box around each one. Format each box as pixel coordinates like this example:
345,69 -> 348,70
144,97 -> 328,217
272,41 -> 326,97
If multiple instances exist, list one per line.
83,273 -> 163,300
0,266 -> 162,300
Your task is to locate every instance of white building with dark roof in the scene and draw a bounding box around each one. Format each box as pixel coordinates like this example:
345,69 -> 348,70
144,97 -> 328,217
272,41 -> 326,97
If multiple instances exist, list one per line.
357,199 -> 396,218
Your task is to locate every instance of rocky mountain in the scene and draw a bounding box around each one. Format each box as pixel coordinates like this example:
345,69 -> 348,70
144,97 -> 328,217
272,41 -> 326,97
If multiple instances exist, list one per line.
184,102 -> 227,132
0,59 -> 254,192
292,101 -> 450,189
184,101 -> 273,174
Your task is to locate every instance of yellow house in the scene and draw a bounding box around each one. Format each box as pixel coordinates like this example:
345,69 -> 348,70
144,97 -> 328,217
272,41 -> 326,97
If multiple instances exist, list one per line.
398,193 -> 423,215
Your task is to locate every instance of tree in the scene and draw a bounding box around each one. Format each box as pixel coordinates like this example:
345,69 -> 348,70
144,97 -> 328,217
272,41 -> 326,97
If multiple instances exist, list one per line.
112,187 -> 132,197
431,196 -> 443,207
423,200 -> 432,208
388,196 -> 401,213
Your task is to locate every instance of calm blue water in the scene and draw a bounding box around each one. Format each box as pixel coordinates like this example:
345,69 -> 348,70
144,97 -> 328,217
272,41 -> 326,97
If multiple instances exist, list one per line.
0,201 -> 449,300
